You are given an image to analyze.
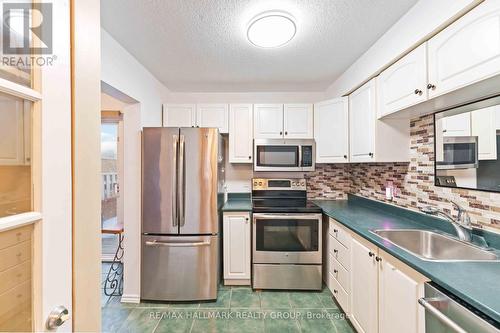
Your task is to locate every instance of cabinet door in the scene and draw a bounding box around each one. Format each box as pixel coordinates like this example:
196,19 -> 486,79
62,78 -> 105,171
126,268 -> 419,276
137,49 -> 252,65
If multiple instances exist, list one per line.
196,104 -> 229,133
442,112 -> 471,137
350,236 -> 378,333
379,253 -> 426,333
229,104 -> 253,163
23,102 -> 31,165
472,106 -> 498,160
254,104 -> 284,139
283,104 -> 313,139
163,104 -> 196,127
0,99 -> 24,165
377,44 -> 428,118
349,79 -> 376,163
314,98 -> 349,163
223,213 -> 251,281
428,1 -> 500,98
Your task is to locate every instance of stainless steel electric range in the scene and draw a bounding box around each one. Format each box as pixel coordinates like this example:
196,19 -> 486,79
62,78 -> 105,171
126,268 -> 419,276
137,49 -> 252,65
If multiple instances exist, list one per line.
251,178 -> 322,290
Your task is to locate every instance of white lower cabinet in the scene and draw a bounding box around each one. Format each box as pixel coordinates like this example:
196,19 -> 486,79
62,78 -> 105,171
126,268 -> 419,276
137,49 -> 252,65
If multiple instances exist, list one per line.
223,212 -> 251,285
350,235 -> 379,333
325,217 -> 429,333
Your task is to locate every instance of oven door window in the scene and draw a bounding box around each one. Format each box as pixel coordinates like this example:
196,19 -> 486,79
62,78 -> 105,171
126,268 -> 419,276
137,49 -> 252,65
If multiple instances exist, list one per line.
256,146 -> 299,167
255,219 -> 319,252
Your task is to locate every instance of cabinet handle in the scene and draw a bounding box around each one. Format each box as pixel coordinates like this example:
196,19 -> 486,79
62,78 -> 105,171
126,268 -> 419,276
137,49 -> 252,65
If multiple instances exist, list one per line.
285,131 -> 288,135
343,155 -> 347,159
414,89 -> 423,95
333,249 -> 338,254
280,131 -> 283,135
333,229 -> 338,233
248,156 -> 252,160
245,217 -> 249,221
375,256 -> 382,262
333,289 -> 338,294
427,83 -> 436,90
333,269 -> 338,274
368,152 -> 374,158
368,251 -> 375,257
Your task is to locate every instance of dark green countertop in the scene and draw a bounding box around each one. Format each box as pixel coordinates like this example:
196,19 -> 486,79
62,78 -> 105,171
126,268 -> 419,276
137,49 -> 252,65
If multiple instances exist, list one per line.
313,195 -> 500,324
221,193 -> 252,212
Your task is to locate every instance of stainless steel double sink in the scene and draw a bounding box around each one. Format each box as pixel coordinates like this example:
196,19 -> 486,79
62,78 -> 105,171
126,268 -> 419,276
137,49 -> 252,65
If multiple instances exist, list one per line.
370,229 -> 499,262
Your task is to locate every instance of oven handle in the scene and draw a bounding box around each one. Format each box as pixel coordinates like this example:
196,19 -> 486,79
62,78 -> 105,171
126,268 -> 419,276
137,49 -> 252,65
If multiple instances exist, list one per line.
253,213 -> 322,220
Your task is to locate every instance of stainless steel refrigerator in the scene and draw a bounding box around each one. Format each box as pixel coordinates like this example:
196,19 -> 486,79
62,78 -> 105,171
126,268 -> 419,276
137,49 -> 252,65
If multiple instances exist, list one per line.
141,127 -> 224,301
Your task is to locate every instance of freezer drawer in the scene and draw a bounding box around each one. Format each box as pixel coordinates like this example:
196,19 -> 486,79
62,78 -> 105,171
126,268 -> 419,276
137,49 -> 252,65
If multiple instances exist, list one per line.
141,235 -> 218,301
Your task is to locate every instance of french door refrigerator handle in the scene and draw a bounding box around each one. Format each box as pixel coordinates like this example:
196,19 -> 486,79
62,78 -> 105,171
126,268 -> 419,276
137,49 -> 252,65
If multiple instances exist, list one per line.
178,134 -> 186,227
172,134 -> 179,227
145,240 -> 211,247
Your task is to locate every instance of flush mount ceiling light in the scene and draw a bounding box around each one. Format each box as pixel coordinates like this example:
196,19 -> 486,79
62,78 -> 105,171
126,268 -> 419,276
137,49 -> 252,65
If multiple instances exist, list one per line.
247,11 -> 296,48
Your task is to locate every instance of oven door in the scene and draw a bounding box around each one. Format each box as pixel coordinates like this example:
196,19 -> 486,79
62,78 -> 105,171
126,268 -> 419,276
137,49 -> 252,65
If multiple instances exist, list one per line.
253,213 -> 322,264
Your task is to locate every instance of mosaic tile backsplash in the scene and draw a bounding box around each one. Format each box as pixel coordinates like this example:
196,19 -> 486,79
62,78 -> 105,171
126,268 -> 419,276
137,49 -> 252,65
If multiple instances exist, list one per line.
307,115 -> 500,231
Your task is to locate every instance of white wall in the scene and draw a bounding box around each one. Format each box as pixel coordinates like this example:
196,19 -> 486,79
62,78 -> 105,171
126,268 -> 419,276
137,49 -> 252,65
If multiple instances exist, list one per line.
325,0 -> 481,97
101,29 -> 170,127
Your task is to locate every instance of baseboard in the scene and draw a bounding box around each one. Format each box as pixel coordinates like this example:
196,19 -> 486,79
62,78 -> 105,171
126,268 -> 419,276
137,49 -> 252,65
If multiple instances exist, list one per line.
121,294 -> 140,303
224,279 -> 251,286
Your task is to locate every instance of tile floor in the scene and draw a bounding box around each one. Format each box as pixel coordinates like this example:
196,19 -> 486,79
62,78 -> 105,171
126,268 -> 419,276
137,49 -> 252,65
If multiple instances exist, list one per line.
101,267 -> 355,333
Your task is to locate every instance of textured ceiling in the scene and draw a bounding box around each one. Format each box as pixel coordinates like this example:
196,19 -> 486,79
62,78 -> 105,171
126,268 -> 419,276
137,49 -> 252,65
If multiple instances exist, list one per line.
101,0 -> 418,92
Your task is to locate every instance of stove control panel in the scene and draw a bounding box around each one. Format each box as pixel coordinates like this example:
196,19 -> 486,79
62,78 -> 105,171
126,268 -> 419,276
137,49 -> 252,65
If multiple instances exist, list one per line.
252,178 -> 306,191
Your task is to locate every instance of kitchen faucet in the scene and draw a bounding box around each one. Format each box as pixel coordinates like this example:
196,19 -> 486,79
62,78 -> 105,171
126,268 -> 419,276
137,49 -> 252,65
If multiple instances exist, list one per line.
421,202 -> 473,242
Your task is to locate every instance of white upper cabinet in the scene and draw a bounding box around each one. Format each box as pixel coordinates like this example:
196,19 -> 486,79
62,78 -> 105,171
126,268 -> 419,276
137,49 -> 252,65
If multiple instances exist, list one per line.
196,104 -> 229,133
349,78 -> 410,163
229,104 -> 253,163
428,1 -> 500,99
254,104 -> 284,139
0,99 -> 25,165
442,112 -> 471,137
283,104 -> 314,139
163,104 -> 196,127
377,44 -> 428,118
472,106 -> 498,160
314,98 -> 349,163
349,79 -> 376,162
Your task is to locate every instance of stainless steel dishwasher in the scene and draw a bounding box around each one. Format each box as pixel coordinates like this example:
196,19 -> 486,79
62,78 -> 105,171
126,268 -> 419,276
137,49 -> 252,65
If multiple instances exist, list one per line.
419,283 -> 500,333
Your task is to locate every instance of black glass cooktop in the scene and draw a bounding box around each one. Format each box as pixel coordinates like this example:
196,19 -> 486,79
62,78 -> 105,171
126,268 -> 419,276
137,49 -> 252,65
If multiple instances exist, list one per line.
252,199 -> 322,213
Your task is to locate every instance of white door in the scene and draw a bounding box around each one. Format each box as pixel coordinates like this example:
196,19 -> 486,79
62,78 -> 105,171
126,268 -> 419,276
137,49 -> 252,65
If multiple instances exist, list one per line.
349,79 -> 376,162
163,104 -> 196,127
314,98 -> 349,163
427,1 -> 500,98
378,256 -> 425,333
0,97 -> 25,165
229,104 -> 253,163
254,104 -> 284,139
377,44 -> 428,118
196,104 -> 229,133
350,237 -> 378,333
283,104 -> 313,139
223,213 -> 251,281
472,106 -> 498,160
442,112 -> 471,137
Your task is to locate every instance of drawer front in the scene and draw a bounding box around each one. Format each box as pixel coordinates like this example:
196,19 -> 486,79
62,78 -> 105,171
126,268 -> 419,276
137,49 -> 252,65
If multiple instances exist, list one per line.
329,255 -> 350,293
329,218 -> 350,248
0,241 -> 31,272
0,280 -> 31,322
329,272 -> 349,313
330,235 -> 350,271
0,261 -> 31,295
0,226 -> 31,251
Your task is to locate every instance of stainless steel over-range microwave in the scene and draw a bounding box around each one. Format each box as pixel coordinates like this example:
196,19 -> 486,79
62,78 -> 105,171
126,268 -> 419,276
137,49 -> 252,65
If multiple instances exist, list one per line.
254,139 -> 315,172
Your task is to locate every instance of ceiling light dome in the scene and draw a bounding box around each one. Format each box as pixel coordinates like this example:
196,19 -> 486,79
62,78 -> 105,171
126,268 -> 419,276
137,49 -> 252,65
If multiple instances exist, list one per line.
247,11 -> 296,48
